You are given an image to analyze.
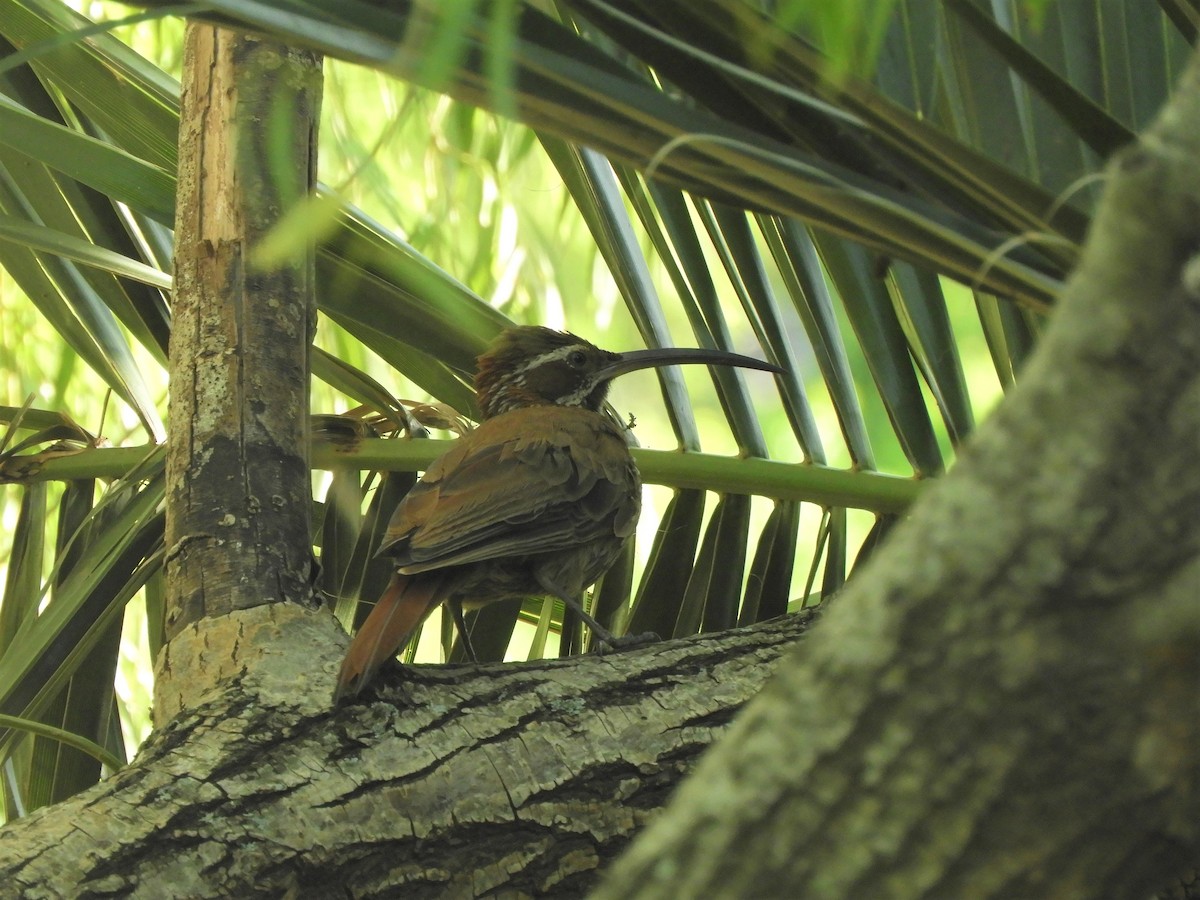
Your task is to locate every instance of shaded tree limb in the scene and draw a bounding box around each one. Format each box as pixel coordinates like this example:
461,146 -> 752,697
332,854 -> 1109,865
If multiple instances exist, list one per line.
595,45 -> 1200,900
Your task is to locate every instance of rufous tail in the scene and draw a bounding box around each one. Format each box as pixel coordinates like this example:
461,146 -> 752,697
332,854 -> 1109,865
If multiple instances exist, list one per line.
333,572 -> 447,701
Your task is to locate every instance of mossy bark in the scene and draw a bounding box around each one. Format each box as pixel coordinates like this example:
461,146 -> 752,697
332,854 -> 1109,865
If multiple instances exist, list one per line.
0,611 -> 809,898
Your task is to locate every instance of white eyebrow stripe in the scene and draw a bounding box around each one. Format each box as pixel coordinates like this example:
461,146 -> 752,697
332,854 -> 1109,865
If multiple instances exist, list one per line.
512,343 -> 589,375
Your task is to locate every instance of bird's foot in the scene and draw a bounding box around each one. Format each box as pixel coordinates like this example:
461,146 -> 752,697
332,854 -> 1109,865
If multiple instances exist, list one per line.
550,590 -> 660,654
593,630 -> 660,653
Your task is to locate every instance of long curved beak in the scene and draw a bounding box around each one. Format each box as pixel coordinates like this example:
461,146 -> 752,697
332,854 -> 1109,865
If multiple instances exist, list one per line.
598,346 -> 783,380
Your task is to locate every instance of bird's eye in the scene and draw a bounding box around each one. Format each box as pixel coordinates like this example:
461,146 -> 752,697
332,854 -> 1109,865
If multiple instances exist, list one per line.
567,350 -> 588,368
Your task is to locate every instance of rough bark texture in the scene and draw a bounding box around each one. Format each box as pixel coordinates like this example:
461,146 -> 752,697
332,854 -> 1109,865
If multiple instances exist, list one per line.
0,607 -> 810,898
165,26 -> 322,643
592,48 -> 1200,900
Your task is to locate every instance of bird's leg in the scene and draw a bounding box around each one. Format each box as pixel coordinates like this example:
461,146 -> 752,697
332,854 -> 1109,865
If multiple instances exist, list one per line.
448,599 -> 479,663
558,593 -> 614,646
552,590 -> 659,653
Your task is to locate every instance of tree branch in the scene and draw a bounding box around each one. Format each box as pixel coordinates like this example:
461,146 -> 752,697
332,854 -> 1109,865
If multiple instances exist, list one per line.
0,609 -> 812,897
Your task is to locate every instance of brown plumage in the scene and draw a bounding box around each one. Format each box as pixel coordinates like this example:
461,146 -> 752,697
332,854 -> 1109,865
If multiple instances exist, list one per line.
334,326 -> 779,700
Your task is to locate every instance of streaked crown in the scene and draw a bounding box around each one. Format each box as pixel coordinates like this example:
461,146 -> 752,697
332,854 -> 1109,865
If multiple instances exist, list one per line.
474,327 -> 621,419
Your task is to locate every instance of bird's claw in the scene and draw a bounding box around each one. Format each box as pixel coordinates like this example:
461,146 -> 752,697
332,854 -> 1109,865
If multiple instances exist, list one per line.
594,630 -> 660,653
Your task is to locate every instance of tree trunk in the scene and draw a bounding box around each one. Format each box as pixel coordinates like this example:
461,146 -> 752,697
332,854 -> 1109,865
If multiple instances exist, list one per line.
165,25 -> 321,645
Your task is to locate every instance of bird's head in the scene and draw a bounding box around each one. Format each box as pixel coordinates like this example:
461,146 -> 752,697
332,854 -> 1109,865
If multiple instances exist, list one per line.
474,327 -> 620,418
474,326 -> 780,419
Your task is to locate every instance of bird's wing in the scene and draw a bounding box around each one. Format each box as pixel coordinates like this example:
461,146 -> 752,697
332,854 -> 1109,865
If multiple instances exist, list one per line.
379,407 -> 640,572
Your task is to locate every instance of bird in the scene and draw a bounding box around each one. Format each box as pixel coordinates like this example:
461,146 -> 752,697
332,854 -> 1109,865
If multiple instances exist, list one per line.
333,325 -> 780,700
